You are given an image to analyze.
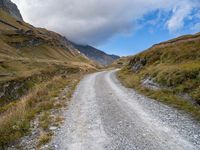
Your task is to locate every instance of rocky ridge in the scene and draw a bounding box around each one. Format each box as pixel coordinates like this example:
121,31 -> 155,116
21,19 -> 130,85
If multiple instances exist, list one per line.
74,44 -> 120,66
0,0 -> 23,21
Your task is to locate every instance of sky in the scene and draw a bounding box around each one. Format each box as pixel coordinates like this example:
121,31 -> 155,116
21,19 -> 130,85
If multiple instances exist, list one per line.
13,0 -> 200,56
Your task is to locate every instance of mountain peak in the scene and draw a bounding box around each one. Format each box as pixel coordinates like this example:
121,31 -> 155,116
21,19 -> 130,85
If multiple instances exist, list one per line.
73,44 -> 120,66
0,0 -> 23,21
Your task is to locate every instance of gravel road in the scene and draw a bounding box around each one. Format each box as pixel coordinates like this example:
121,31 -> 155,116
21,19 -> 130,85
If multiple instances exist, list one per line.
51,70 -> 200,150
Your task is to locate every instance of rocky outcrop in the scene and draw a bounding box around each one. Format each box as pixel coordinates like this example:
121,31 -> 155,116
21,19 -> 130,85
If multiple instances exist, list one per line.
129,57 -> 147,73
0,0 -> 23,21
0,19 -> 19,29
141,78 -> 161,90
125,32 -> 200,106
0,67 -> 80,106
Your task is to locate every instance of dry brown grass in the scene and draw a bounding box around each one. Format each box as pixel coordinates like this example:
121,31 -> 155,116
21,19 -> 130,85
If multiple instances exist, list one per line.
0,8 -> 97,149
37,132 -> 52,147
117,69 -> 200,121
0,74 -> 82,148
117,33 -> 200,121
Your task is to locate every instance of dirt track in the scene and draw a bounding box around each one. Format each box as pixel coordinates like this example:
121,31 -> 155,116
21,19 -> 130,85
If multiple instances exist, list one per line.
51,70 -> 200,150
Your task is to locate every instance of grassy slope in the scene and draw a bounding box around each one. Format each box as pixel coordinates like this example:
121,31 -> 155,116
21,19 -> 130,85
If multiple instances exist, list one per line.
0,9 -> 96,70
0,8 -> 97,98
0,73 -> 83,148
118,33 -> 200,120
110,56 -> 133,68
0,9 -> 98,147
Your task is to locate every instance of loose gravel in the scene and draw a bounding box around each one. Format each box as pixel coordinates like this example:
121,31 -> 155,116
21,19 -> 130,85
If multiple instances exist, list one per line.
51,70 -> 200,150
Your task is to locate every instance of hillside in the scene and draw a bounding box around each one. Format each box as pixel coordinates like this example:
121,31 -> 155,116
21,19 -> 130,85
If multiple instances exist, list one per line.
0,0 -> 23,21
0,3 -> 100,147
118,33 -> 200,119
0,8 -> 99,102
110,56 -> 133,68
73,44 -> 120,66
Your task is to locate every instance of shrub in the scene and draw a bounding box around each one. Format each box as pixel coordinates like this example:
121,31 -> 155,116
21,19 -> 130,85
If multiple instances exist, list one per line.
37,132 -> 52,147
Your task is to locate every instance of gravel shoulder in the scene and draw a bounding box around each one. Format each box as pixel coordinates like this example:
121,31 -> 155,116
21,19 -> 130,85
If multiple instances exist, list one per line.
51,70 -> 200,150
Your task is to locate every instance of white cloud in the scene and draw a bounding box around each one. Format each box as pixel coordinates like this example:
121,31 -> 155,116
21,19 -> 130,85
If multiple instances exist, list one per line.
12,0 -> 199,45
166,1 -> 194,33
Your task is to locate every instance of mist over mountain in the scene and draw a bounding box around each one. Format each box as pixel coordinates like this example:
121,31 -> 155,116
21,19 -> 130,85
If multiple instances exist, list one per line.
0,0 -> 119,66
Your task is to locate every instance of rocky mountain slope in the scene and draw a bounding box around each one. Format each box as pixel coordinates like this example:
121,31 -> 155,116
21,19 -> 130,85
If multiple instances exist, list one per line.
0,1 -> 101,147
0,0 -> 119,66
0,0 -> 23,21
74,44 -> 120,66
0,2 -> 99,106
118,33 -> 200,119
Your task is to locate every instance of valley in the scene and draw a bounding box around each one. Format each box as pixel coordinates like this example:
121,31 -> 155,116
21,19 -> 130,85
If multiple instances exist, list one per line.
0,0 -> 200,149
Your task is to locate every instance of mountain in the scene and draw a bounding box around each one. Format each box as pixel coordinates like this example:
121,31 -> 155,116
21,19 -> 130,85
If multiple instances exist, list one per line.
73,44 -> 120,66
0,1 -> 104,147
0,1 -> 119,67
0,0 -> 23,21
0,2 -> 100,106
118,33 -> 200,119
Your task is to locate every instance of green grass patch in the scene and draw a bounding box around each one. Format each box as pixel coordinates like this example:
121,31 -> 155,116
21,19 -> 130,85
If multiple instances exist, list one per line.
117,68 -> 200,121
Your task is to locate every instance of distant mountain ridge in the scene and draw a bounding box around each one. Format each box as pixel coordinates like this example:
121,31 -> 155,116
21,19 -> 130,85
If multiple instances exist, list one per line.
74,44 -> 120,66
0,1 -> 100,147
0,2 -> 100,106
0,0 -> 23,21
0,0 -> 119,66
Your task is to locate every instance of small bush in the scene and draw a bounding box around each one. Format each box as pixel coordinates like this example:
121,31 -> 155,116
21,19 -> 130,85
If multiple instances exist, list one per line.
39,112 -> 51,130
37,132 -> 52,147
0,100 -> 30,148
191,88 -> 200,104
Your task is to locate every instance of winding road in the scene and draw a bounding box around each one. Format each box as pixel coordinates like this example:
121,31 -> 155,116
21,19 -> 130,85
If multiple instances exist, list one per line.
51,70 -> 200,150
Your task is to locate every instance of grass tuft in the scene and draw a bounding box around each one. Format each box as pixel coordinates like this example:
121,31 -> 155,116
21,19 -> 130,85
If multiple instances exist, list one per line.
37,132 -> 52,147
117,68 -> 200,121
0,74 -> 81,148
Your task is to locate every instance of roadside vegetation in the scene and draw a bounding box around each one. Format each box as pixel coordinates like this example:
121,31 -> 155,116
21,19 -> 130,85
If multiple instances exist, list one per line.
117,33 -> 200,120
0,73 -> 82,148
0,8 -> 98,149
37,132 -> 52,147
